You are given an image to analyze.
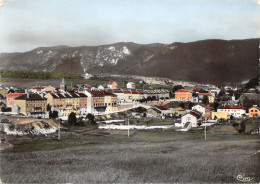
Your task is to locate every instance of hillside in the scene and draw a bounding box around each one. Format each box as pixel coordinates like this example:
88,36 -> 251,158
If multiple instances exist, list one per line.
0,39 -> 259,85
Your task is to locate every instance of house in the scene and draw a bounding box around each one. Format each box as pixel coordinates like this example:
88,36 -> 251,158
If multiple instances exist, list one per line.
155,106 -> 171,115
192,104 -> 213,120
211,112 -> 229,120
107,81 -> 118,89
44,86 -> 56,93
104,91 -> 118,112
45,93 -> 66,117
127,82 -> 135,89
0,88 -> 7,98
179,111 -> 202,128
63,93 -> 73,116
143,89 -> 170,99
97,85 -> 105,90
248,105 -> 260,118
14,93 -> 47,118
68,92 -> 80,115
217,105 -> 246,118
193,88 -> 202,93
6,93 -> 25,106
147,107 -> 161,117
31,86 -> 45,93
171,107 -> 186,116
174,90 -> 192,101
78,93 -> 88,115
199,93 -> 214,103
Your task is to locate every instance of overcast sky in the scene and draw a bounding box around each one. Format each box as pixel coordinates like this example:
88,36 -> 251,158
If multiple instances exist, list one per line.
0,0 -> 259,53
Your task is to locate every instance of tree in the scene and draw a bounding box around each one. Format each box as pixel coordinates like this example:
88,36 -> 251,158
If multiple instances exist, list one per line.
136,107 -> 147,113
243,97 -> 255,110
47,104 -> 52,111
188,102 -> 194,109
212,102 -> 219,111
171,85 -> 183,98
68,112 -> 77,125
245,76 -> 259,89
202,95 -> 209,105
180,103 -> 185,109
86,113 -> 96,124
49,110 -> 59,119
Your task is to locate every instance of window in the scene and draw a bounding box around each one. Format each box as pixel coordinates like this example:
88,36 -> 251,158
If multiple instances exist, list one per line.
186,117 -> 191,122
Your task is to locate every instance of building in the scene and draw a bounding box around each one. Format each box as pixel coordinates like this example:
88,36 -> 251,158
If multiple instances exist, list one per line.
147,107 -> 161,117
68,92 -> 80,115
217,105 -> 246,118
127,82 -> 135,89
14,93 -> 47,117
193,88 -> 202,93
78,93 -> 88,115
60,78 -> 66,91
45,93 -> 66,117
0,88 -> 8,98
31,87 -> 45,93
171,107 -> 186,116
211,112 -> 229,120
6,93 -> 25,106
192,104 -> 213,120
104,91 -> 118,112
248,105 -> 260,118
180,111 -> 202,128
175,90 -> 192,101
107,81 -> 118,89
155,106 -> 171,116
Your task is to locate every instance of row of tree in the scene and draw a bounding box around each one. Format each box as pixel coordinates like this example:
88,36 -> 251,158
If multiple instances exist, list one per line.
0,70 -> 83,80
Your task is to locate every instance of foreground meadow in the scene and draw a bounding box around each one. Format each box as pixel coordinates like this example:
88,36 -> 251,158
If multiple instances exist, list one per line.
0,130 -> 259,183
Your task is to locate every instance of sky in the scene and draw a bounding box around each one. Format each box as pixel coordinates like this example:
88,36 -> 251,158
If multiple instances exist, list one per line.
0,0 -> 259,53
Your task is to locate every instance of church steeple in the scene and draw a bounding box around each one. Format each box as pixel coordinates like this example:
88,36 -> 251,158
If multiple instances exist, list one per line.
60,78 -> 66,90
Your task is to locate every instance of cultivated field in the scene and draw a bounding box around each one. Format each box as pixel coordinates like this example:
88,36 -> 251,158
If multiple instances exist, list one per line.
0,130 -> 259,183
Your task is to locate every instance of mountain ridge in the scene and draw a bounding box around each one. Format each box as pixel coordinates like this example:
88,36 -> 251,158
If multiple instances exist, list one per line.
0,39 -> 259,85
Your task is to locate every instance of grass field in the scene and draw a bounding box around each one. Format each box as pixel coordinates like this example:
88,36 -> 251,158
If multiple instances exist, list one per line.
0,130 -> 259,183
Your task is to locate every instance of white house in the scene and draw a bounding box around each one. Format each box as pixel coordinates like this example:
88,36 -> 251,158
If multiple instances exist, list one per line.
176,111 -> 202,128
127,82 -> 135,89
217,105 -> 246,118
192,104 -> 213,115
97,85 -> 105,90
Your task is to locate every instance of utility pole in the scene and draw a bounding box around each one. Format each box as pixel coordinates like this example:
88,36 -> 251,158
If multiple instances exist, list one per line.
128,117 -> 130,138
204,119 -> 206,141
58,119 -> 61,140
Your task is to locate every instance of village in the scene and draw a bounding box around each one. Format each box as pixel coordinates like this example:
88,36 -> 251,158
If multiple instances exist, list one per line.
0,76 -> 259,140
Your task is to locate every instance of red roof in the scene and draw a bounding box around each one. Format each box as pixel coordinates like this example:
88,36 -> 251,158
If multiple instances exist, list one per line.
201,104 -> 214,111
193,88 -> 202,91
156,106 -> 169,110
108,81 -> 116,85
190,111 -> 201,118
55,87 -> 60,90
200,93 -> 211,96
7,93 -> 25,98
85,84 -> 92,88
78,93 -> 88,97
33,87 -> 44,90
175,90 -> 191,93
68,88 -> 78,91
219,105 -> 246,110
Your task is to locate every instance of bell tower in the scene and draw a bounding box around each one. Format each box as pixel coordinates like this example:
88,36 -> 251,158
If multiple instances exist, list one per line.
60,78 -> 66,90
